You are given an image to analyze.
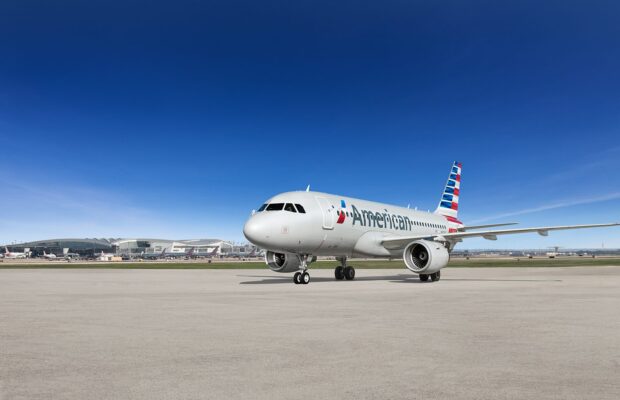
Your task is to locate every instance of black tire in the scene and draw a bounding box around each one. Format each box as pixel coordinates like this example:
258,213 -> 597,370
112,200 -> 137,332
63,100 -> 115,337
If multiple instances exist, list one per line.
344,266 -> 355,280
302,272 -> 310,284
335,266 -> 345,280
293,272 -> 302,284
419,274 -> 429,282
436,270 -> 441,281
430,272 -> 439,282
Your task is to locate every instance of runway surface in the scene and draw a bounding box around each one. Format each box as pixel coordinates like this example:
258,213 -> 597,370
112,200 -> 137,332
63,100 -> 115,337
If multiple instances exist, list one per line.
1,267 -> 619,399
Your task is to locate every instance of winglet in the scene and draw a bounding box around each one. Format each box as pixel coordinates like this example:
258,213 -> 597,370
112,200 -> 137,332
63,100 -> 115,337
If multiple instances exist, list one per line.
306,185 -> 310,192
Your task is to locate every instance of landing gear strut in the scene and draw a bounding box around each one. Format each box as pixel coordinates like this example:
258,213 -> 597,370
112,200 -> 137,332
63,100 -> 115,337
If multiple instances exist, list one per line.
293,255 -> 311,284
335,257 -> 355,281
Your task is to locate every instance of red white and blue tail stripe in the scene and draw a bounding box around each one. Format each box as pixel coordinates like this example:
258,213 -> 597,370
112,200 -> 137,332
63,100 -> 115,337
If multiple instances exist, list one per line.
435,161 -> 462,219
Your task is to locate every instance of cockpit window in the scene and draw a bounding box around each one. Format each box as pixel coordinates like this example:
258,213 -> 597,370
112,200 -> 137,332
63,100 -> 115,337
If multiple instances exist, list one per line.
295,204 -> 306,213
284,203 -> 297,213
257,204 -> 267,212
266,203 -> 284,211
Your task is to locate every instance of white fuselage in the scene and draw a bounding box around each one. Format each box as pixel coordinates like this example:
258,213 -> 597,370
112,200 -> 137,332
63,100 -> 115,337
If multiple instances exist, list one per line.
243,191 -> 463,258
4,252 -> 27,259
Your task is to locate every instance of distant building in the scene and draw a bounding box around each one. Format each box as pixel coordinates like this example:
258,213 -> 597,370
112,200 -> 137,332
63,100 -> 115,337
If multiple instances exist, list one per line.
4,238 -> 116,257
3,238 -> 236,258
115,238 -> 234,257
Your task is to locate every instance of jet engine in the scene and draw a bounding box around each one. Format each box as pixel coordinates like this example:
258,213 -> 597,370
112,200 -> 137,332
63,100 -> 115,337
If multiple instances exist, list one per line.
403,240 -> 449,274
265,251 -> 301,273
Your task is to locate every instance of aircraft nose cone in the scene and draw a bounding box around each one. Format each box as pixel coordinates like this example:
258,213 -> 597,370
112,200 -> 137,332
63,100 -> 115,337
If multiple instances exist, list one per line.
243,218 -> 263,245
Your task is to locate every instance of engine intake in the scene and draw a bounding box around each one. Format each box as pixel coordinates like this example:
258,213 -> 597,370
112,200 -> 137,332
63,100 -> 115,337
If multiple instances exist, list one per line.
403,240 -> 449,274
265,251 -> 301,273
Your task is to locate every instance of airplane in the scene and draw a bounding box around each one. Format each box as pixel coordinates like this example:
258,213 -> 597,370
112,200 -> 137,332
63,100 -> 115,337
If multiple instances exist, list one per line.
243,161 -> 620,284
42,250 -> 58,260
225,246 -> 263,259
163,247 -> 196,259
4,247 -> 29,259
189,246 -> 220,258
142,247 -> 168,260
41,249 -> 80,260
97,250 -> 117,261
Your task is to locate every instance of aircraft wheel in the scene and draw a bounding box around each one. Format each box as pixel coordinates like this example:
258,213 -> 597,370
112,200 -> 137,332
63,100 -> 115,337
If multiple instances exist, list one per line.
293,272 -> 302,284
436,270 -> 441,281
419,274 -> 429,282
344,266 -> 355,280
301,272 -> 311,284
430,272 -> 440,282
335,266 -> 345,280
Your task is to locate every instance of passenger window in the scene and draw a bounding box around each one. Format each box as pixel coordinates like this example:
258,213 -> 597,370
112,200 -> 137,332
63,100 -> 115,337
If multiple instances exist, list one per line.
266,203 -> 284,211
284,203 -> 297,213
257,204 -> 267,212
295,204 -> 306,213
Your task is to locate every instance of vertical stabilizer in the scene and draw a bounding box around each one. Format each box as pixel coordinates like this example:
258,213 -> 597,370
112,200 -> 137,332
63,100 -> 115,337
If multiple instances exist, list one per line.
435,161 -> 462,219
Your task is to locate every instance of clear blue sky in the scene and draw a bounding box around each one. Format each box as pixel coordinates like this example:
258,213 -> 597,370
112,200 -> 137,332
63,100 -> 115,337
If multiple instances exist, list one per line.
1,0 -> 619,248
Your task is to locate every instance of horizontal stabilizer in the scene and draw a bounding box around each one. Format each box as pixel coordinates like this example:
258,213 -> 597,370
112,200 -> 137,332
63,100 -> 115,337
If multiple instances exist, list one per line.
458,222 -> 518,232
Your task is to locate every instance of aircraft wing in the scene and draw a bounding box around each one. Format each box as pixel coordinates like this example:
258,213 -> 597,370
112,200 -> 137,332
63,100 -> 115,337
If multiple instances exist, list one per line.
458,222 -> 518,231
381,222 -> 620,249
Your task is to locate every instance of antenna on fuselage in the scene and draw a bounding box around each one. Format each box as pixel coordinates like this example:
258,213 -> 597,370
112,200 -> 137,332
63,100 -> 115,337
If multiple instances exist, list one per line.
306,185 -> 310,192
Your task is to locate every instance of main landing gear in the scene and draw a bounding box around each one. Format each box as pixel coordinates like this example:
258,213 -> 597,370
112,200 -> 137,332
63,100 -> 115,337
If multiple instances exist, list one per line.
419,271 -> 441,282
293,271 -> 310,284
334,257 -> 355,281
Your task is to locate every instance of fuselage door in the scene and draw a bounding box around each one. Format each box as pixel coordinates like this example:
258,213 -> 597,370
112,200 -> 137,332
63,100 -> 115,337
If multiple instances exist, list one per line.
316,197 -> 334,230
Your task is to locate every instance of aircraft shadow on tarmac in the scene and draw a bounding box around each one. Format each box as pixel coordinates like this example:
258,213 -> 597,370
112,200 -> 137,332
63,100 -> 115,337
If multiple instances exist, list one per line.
238,274 -> 561,285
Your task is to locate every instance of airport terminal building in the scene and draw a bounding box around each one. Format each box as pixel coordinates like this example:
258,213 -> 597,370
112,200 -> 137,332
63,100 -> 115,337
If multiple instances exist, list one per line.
3,238 -> 248,258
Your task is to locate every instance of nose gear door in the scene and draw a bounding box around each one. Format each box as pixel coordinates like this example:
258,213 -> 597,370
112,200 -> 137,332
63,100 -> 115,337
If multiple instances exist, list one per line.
316,197 -> 334,230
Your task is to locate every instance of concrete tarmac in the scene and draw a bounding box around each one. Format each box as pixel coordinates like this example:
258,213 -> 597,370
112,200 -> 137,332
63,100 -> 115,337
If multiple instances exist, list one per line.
1,267 -> 619,400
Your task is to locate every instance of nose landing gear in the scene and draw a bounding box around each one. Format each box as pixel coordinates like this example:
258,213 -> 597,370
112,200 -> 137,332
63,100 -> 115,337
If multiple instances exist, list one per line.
293,255 -> 311,284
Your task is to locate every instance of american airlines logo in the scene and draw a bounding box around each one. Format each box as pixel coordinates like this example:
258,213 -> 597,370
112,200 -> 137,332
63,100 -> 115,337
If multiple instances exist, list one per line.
349,204 -> 415,231
337,200 -> 347,224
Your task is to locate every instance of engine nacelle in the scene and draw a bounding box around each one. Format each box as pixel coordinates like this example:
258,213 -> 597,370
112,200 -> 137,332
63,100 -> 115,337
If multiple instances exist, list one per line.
403,240 -> 449,274
265,251 -> 301,273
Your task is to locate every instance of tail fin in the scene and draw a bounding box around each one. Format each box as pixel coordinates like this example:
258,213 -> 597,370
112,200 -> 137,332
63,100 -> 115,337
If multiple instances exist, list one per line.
435,161 -> 462,219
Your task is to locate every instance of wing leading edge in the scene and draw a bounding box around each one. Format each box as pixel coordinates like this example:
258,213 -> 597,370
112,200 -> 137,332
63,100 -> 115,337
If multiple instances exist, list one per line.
458,222 -> 518,231
381,222 -> 620,249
